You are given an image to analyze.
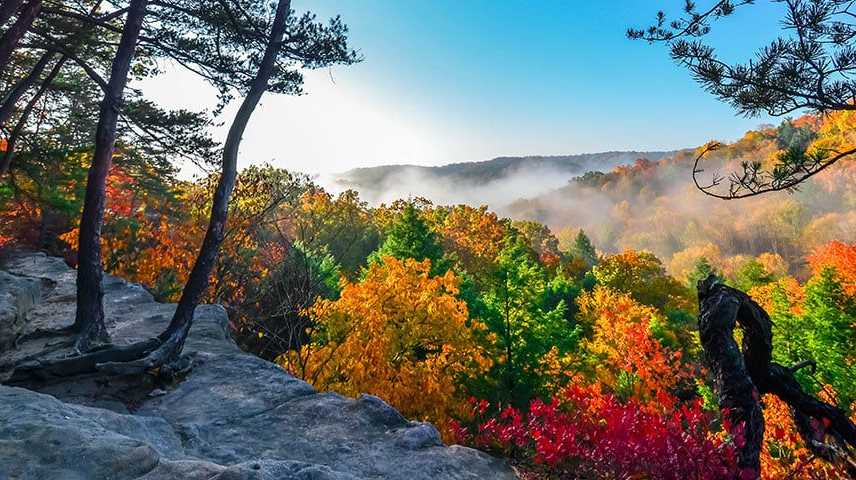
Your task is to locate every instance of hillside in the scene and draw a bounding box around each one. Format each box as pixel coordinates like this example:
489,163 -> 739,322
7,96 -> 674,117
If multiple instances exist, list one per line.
334,151 -> 677,206
504,117 -> 856,281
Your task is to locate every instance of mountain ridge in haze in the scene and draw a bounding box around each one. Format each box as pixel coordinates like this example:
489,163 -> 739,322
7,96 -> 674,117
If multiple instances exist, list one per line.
334,151 -> 678,207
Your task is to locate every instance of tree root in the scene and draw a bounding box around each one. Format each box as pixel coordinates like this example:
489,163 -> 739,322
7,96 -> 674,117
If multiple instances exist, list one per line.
4,309 -> 194,386
697,276 -> 856,478
5,338 -> 195,387
15,325 -> 77,344
5,338 -> 161,385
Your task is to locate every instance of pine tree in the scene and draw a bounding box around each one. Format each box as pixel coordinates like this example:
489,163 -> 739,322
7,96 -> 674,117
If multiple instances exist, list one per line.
687,256 -> 720,290
368,204 -> 446,272
482,233 -> 571,405
733,259 -> 775,292
570,229 -> 597,267
801,268 -> 856,409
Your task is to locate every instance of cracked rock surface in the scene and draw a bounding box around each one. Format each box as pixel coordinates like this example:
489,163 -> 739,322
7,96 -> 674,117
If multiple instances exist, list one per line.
0,253 -> 515,480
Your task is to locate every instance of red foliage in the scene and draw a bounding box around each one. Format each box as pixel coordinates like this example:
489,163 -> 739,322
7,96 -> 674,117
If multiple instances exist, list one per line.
452,384 -> 738,479
808,240 -> 856,296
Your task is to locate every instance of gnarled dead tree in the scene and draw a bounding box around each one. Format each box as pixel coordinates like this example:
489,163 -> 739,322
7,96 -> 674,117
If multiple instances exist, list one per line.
697,275 -> 856,478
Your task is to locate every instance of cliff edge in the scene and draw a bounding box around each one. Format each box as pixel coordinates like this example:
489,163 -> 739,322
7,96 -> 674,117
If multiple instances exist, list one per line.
0,252 -> 515,480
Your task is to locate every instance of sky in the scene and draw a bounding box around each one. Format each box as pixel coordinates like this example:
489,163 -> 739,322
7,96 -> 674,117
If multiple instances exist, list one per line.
138,0 -> 788,176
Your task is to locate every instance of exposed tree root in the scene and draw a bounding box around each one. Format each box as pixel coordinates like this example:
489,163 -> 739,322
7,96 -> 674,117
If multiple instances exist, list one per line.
4,321 -> 196,385
5,338 -> 161,384
697,276 -> 856,478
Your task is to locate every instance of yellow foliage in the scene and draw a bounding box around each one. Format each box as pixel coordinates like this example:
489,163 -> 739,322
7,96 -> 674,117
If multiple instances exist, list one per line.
437,205 -> 506,278
280,257 -> 491,438
668,242 -> 722,283
756,252 -> 788,278
748,277 -> 804,316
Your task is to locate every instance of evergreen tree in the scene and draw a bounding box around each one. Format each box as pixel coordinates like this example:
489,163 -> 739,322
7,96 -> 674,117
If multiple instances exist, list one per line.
368,204 -> 446,272
733,259 -> 775,292
482,233 -> 573,406
687,256 -> 720,290
801,268 -> 856,410
570,229 -> 598,267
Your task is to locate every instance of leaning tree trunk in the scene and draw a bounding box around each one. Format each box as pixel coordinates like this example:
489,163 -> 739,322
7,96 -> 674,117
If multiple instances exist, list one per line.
0,50 -> 52,126
0,0 -> 40,78
3,0 -> 291,384
115,0 -> 293,370
73,0 -> 147,352
0,0 -> 25,28
697,276 -> 856,479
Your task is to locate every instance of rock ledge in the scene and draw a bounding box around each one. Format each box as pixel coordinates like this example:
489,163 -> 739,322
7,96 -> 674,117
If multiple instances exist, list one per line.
0,253 -> 515,480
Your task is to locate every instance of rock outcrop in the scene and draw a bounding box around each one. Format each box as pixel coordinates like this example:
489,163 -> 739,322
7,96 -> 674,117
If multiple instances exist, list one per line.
0,253 -> 516,480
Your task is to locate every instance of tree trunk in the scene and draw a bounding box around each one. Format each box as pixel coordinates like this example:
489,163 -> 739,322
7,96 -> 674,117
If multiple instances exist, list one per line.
146,0 -> 292,365
0,50 -> 52,125
73,0 -> 147,352
1,0 -> 103,174
4,0 -> 292,382
60,0 -> 299,374
0,0 -> 24,30
0,0 -> 40,78
697,276 -> 856,478
0,53 -> 62,174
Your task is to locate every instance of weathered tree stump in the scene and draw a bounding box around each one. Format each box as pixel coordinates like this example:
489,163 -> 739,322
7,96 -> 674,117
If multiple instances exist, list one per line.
697,275 -> 856,478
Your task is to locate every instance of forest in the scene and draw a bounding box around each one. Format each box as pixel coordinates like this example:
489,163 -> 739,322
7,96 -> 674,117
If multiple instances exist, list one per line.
0,1 -> 855,480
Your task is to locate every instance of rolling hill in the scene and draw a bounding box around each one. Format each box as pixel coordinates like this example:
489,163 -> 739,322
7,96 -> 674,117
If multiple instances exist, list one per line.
333,151 -> 677,206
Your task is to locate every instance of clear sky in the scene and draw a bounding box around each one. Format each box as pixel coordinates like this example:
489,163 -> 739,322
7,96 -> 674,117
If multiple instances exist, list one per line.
139,0 -> 787,176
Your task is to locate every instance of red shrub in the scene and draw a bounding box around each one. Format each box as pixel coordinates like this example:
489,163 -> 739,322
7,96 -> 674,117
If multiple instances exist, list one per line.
451,385 -> 738,479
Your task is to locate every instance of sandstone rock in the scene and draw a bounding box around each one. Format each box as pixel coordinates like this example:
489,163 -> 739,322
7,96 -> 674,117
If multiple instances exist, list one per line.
0,253 -> 516,480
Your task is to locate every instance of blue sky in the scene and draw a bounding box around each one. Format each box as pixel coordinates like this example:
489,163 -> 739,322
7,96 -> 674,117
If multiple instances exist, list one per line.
142,1 -> 788,175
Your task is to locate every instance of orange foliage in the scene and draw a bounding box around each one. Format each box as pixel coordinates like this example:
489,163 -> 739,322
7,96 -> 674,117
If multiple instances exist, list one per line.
748,277 -> 805,316
760,394 -> 854,479
575,286 -> 689,407
809,241 -> 856,296
438,205 -> 506,277
282,257 -> 491,437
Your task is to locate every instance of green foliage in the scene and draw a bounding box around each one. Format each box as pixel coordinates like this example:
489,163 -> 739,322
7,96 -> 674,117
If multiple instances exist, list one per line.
570,229 -> 598,267
480,233 -> 578,406
614,370 -> 640,402
368,204 -> 446,273
651,308 -> 697,352
544,268 -> 583,323
239,241 -> 342,359
695,379 -> 718,412
593,250 -> 692,312
776,119 -> 817,153
687,256 -> 721,290
769,268 -> 856,410
733,259 -> 775,292
800,268 -> 856,409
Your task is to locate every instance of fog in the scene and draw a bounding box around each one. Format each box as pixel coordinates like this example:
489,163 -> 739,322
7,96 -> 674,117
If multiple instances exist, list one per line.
325,152 -> 673,210
322,143 -> 855,277
329,165 -> 579,208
